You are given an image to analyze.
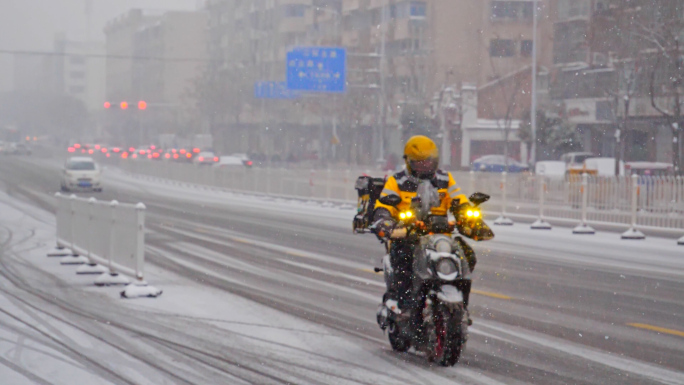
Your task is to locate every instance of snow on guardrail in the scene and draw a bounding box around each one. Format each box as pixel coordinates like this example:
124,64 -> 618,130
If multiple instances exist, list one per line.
48,193 -> 162,298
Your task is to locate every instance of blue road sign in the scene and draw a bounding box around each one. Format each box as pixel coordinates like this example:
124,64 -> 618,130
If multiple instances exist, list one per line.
286,47 -> 346,93
254,81 -> 300,99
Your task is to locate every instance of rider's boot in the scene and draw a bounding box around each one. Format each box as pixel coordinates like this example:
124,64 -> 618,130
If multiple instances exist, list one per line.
377,293 -> 409,330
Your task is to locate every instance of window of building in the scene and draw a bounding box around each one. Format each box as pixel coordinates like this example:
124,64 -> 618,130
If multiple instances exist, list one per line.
69,86 -> 85,94
521,40 -> 533,57
492,1 -> 536,20
410,1 -> 427,18
490,39 -> 515,57
70,56 -> 85,65
522,2 -> 534,19
70,71 -> 85,79
491,1 -> 518,19
283,4 -> 306,18
389,4 -> 397,18
371,8 -> 381,25
557,0 -> 590,20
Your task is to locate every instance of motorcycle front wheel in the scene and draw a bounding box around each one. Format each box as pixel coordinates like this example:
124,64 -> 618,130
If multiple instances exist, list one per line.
426,303 -> 465,366
387,321 -> 410,352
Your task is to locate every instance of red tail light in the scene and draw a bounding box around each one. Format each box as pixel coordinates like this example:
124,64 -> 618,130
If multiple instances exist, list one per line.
186,153 -> 192,158
150,145 -> 156,150
122,152 -> 129,159
247,161 -> 253,166
139,150 -> 146,155
147,154 -> 152,159
198,156 -> 204,161
172,149 -> 177,153
88,149 -> 94,154
113,147 -> 120,153
173,154 -> 179,159
132,153 -> 138,159
106,153 -> 111,158
193,148 -> 200,153
95,144 -> 101,150
213,157 -> 219,162
129,147 -> 135,152
165,153 -> 171,159
74,143 -> 81,149
68,147 -> 75,153
180,149 -> 186,154
153,152 -> 160,158
101,148 -> 108,153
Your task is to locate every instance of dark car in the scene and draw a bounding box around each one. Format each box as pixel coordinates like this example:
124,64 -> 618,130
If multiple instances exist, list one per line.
472,155 -> 528,172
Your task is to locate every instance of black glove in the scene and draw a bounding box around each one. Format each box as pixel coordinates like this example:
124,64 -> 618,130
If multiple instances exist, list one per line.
370,218 -> 396,240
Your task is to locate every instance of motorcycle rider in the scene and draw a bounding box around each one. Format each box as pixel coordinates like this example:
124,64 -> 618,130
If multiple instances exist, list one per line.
371,135 -> 478,322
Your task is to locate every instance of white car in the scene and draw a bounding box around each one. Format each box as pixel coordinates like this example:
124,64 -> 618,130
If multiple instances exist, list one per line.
214,155 -> 248,168
60,157 -> 102,192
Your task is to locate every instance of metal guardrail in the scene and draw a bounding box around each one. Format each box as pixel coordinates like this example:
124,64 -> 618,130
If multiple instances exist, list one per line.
114,160 -> 684,233
51,193 -> 162,298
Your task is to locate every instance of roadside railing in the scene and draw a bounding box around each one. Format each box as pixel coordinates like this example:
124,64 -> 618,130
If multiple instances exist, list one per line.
49,193 -> 162,298
114,160 -> 684,236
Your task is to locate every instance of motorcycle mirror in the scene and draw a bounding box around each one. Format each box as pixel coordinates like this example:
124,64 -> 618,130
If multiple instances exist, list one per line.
469,192 -> 490,206
378,195 -> 401,206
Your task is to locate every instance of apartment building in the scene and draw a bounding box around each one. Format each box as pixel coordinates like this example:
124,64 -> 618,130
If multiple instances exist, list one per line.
104,10 -> 162,104
549,0 -> 683,164
104,9 -> 208,143
204,0 -> 554,165
14,34 -> 105,113
133,11 -> 208,107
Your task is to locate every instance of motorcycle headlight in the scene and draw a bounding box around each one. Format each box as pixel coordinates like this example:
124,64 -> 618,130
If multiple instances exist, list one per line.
436,259 -> 457,277
434,238 -> 452,253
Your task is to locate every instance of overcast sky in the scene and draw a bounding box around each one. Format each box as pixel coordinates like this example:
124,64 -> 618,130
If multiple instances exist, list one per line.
0,0 -> 201,91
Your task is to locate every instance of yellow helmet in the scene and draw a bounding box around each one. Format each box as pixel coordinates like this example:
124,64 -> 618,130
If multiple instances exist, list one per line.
404,135 -> 439,179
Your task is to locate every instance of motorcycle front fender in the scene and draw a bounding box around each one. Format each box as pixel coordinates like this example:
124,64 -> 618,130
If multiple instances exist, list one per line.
436,285 -> 464,305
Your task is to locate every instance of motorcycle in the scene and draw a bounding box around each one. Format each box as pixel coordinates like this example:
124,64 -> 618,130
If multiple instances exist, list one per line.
374,182 -> 493,366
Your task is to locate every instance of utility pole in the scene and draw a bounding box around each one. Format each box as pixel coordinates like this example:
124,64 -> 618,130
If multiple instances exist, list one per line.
377,0 -> 387,165
440,71 -> 453,168
530,0 -> 539,165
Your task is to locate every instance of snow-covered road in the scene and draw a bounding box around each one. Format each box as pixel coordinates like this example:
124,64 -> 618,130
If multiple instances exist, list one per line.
0,156 -> 683,384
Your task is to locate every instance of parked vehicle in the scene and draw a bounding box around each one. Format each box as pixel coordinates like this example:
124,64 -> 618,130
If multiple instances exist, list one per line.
584,157 -> 624,176
535,160 -> 566,178
625,162 -> 674,176
60,157 -> 102,192
472,155 -> 528,172
561,152 -> 595,171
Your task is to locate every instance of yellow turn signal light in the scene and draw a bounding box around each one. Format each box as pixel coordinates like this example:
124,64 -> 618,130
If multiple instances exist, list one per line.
466,210 -> 481,218
399,211 -> 413,220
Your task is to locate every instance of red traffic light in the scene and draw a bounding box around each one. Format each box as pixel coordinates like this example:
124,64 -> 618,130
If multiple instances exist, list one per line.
138,101 -> 147,110
120,101 -> 129,110
104,101 -> 111,109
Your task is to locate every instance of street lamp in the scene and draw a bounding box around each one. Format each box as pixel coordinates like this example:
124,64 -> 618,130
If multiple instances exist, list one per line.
530,0 -> 539,165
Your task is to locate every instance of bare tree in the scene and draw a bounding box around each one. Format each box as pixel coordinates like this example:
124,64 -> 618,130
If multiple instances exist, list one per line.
636,2 -> 684,174
486,57 -> 528,171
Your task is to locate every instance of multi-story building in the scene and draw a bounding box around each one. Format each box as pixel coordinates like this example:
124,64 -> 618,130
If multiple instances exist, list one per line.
13,34 -> 105,112
204,0 -> 554,166
104,9 -> 208,143
549,0 -> 683,165
104,10 -> 162,105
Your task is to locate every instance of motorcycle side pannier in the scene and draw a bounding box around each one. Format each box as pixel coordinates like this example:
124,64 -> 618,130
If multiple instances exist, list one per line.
353,176 -> 385,233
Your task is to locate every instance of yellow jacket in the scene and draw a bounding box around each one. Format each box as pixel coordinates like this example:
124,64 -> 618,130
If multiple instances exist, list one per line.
374,169 -> 468,220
